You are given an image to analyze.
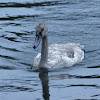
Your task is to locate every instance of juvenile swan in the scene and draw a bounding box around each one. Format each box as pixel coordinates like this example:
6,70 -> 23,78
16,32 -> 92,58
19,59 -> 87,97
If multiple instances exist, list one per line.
33,23 -> 84,69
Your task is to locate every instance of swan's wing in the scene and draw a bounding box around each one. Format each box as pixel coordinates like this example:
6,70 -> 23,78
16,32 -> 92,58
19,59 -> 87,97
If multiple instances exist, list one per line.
48,43 -> 84,67
33,43 -> 84,68
49,44 -> 75,58
64,46 -> 74,58
48,44 -> 75,68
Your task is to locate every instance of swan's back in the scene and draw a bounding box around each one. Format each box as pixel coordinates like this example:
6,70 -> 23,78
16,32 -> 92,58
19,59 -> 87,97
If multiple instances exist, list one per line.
33,43 -> 84,69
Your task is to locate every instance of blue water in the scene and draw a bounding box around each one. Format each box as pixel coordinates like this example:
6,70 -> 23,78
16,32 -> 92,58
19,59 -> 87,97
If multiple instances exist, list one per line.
0,0 -> 100,99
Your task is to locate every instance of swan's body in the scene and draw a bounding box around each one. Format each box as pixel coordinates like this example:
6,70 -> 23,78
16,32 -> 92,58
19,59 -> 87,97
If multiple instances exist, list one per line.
34,43 -> 84,69
33,23 -> 84,69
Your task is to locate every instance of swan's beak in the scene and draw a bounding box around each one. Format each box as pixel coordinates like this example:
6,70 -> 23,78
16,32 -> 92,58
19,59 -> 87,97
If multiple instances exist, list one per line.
33,34 -> 42,49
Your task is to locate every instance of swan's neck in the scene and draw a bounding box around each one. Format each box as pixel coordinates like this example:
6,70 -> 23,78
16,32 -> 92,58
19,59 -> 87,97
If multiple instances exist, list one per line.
39,36 -> 48,68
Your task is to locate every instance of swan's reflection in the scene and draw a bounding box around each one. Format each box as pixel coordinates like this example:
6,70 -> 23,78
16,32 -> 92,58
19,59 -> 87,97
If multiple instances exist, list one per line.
39,71 -> 50,100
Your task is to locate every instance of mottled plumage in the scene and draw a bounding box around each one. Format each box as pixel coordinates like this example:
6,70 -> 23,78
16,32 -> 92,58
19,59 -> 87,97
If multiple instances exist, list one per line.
33,43 -> 84,69
33,23 -> 85,69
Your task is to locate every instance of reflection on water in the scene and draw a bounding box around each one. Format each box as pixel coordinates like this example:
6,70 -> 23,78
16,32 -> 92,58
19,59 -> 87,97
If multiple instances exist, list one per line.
39,72 -> 50,100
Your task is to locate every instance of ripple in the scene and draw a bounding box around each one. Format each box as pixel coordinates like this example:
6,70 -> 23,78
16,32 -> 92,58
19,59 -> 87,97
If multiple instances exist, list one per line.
0,1 -> 75,8
0,65 -> 15,70
0,15 -> 38,21
0,54 -> 18,60
0,85 -> 34,92
91,94 -> 100,97
51,83 -> 100,89
68,84 -> 100,88
87,66 -> 100,69
5,31 -> 29,37
86,48 -> 100,53
0,45 -> 22,52
72,75 -> 100,79
50,74 -> 100,80
2,22 -> 21,26
20,62 -> 32,67
1,34 -> 28,43
4,37 -> 19,42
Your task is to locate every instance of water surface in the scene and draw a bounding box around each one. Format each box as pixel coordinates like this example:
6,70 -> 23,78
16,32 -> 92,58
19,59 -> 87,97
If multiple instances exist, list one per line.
0,0 -> 100,99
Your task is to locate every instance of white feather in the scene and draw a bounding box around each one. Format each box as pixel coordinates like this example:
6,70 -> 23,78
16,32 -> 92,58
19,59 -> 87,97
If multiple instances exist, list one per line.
33,43 -> 84,69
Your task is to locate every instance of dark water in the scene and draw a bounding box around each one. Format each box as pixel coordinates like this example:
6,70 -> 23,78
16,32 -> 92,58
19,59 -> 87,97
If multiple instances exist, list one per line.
0,0 -> 100,99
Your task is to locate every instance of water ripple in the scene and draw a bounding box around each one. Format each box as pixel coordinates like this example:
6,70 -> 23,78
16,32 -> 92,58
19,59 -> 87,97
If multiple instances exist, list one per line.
91,94 -> 100,97
50,74 -> 100,80
0,45 -> 21,52
2,22 -> 21,26
0,65 -> 15,70
0,85 -> 34,92
73,75 -> 100,79
87,66 -> 100,69
51,84 -> 100,89
0,54 -> 18,60
0,1 -> 75,8
68,84 -> 100,88
0,15 -> 38,21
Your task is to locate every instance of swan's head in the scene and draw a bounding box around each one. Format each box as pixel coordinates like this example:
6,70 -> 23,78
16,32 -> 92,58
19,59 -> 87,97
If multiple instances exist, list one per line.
33,23 -> 48,49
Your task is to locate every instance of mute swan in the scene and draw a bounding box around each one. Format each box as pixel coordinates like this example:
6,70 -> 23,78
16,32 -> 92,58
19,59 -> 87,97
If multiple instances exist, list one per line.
33,23 -> 84,69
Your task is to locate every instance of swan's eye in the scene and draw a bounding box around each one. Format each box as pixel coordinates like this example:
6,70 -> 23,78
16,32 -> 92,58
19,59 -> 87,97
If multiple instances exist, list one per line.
41,28 -> 44,32
39,29 -> 44,35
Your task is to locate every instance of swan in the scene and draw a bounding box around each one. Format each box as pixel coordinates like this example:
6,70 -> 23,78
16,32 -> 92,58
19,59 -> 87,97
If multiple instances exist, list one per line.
33,23 -> 85,70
